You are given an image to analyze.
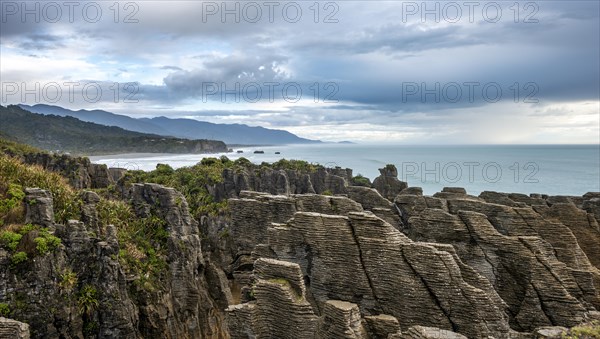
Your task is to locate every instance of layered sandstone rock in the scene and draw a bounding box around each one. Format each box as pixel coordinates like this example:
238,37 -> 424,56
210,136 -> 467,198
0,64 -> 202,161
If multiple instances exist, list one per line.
2,152 -> 599,339
372,165 -> 408,201
0,317 -> 30,339
22,153 -> 113,189
396,188 -> 600,332
223,186 -> 599,338
225,206 -> 513,337
215,166 -> 354,201
1,186 -> 231,338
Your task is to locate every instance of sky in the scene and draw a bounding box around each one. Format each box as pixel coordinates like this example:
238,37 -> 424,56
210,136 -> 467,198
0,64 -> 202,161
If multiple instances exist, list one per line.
1,0 -> 599,144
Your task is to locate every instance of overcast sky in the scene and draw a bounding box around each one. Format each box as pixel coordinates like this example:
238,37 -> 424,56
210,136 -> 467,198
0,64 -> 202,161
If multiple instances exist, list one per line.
1,1 -> 598,143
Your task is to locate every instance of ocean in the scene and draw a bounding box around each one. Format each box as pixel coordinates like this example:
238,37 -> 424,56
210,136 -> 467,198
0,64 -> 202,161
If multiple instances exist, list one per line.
89,144 -> 600,196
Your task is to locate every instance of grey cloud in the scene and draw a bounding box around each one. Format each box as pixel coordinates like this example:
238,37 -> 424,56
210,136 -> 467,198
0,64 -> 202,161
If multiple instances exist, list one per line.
162,52 -> 290,98
17,33 -> 65,50
160,66 -> 183,71
1,1 -> 597,143
292,24 -> 484,55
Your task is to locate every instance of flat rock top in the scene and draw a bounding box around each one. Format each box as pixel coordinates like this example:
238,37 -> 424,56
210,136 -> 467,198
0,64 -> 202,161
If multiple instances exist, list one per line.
297,211 -> 348,219
256,257 -> 299,269
225,303 -> 256,312
365,314 -> 398,321
534,326 -> 568,337
325,300 -> 359,310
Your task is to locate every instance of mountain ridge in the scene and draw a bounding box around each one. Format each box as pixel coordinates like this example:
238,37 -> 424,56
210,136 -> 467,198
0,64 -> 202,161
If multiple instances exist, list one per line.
1,105 -> 228,155
19,104 -> 320,145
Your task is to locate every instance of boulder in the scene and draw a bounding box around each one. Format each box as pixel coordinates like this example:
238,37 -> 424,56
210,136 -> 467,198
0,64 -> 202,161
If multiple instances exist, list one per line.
0,317 -> 30,339
402,326 -> 468,339
316,300 -> 368,339
24,188 -> 54,227
372,165 -> 408,201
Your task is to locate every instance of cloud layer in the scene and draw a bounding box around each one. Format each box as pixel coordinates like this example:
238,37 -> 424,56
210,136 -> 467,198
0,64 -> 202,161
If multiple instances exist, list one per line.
1,0 -> 598,143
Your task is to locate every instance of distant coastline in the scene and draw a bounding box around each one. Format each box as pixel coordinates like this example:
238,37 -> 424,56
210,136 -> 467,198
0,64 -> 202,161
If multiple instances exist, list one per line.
90,143 -> 600,196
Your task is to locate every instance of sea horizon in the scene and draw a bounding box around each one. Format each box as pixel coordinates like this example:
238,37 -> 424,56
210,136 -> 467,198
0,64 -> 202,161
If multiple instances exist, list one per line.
90,143 -> 600,197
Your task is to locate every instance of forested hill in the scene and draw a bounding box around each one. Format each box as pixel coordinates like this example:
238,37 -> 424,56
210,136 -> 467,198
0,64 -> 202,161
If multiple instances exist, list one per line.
20,104 -> 321,145
0,105 -> 228,155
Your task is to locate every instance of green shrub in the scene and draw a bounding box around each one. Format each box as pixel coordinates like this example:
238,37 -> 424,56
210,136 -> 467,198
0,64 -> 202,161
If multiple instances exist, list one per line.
352,174 -> 371,187
121,158 -> 231,218
200,157 -> 218,166
77,284 -> 99,316
97,199 -> 169,291
0,303 -> 10,316
11,251 -> 27,265
59,269 -> 78,291
17,223 -> 36,235
0,230 -> 22,251
155,163 -> 174,175
0,155 -> 81,223
0,183 -> 25,225
562,321 -> 600,338
233,157 -> 252,167
322,190 -> 333,196
33,233 -> 61,255
34,237 -> 48,254
271,159 -> 318,172
2,224 -> 61,256
47,233 -> 61,248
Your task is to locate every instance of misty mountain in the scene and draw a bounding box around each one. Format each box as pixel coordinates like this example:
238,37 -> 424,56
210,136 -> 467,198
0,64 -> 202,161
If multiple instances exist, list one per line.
140,116 -> 318,145
1,105 -> 227,155
19,104 -> 168,135
19,104 -> 320,145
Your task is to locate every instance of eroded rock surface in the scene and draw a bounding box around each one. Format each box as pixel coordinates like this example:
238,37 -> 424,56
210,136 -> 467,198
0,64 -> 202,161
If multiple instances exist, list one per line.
1,185 -> 230,338
0,317 -> 30,339
223,186 -> 599,338
372,165 -> 408,201
215,166 -> 354,200
396,188 -> 600,332
2,153 -> 599,339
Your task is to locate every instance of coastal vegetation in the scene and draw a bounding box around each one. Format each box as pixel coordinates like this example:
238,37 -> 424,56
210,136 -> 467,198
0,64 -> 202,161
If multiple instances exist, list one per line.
0,152 -> 82,225
2,136 -> 598,339
0,105 -> 227,155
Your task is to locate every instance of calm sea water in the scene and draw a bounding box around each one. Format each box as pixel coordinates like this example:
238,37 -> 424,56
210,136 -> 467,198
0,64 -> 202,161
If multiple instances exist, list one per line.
90,144 -> 600,196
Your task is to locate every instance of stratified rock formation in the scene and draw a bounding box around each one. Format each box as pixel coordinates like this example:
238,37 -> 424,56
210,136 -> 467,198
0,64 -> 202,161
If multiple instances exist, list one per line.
372,165 -> 408,201
0,185 -> 229,338
125,183 -> 229,338
223,205 -> 511,338
22,153 -> 114,189
215,166 -> 353,200
396,188 -> 600,332
220,183 -> 599,338
1,150 -> 598,339
0,317 -> 30,338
